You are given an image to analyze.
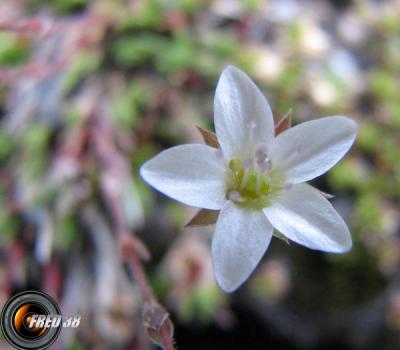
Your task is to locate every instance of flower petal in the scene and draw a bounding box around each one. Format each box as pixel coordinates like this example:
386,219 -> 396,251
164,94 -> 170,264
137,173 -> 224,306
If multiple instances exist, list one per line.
212,201 -> 273,292
140,144 -> 226,210
269,116 -> 357,184
214,65 -> 275,160
264,183 -> 352,253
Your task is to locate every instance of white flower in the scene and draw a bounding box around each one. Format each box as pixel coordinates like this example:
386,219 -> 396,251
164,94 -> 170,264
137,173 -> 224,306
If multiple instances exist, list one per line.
140,66 -> 357,293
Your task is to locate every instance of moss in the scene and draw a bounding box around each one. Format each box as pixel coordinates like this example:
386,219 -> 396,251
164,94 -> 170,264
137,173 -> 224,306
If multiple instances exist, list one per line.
57,215 -> 80,249
117,0 -> 164,30
111,80 -> 151,129
0,131 -> 12,161
112,34 -> 166,68
0,33 -> 31,66
63,51 -> 102,93
328,158 -> 365,190
369,70 -> 398,101
54,0 -> 88,14
357,122 -> 382,153
354,193 -> 383,233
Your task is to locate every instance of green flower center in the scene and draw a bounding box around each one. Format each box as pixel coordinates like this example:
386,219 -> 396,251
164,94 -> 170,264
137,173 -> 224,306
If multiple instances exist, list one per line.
226,159 -> 282,210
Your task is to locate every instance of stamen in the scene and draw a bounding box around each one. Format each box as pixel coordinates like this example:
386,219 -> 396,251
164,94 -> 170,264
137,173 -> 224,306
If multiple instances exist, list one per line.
228,190 -> 242,201
229,159 -> 243,173
256,144 -> 268,156
255,144 -> 268,165
226,158 -> 282,210
284,182 -> 293,190
215,149 -> 224,158
239,168 -> 250,190
256,154 -> 265,165
261,160 -> 272,172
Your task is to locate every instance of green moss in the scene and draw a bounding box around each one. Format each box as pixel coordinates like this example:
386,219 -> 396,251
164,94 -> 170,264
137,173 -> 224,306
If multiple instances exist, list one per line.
166,202 -> 187,227
274,63 -> 304,92
357,122 -> 382,152
54,0 -> 88,14
367,173 -> 399,198
354,193 -> 383,233
57,215 -> 79,248
63,51 -> 102,93
378,11 -> 400,34
369,70 -> 398,101
287,22 -> 302,45
68,341 -> 85,350
380,138 -> 400,167
0,33 -> 31,66
156,33 -> 197,74
133,144 -> 159,168
0,212 -> 19,244
150,275 -> 171,299
180,286 -> 224,322
111,80 -> 151,129
65,103 -> 84,127
20,125 -> 51,180
387,100 -> 400,128
117,0 -> 164,30
135,162 -> 157,213
113,33 -> 166,67
22,125 -> 50,153
327,247 -> 387,308
176,0 -> 203,14
0,131 -> 12,161
112,34 -> 166,68
328,158 -> 364,190
243,0 -> 263,12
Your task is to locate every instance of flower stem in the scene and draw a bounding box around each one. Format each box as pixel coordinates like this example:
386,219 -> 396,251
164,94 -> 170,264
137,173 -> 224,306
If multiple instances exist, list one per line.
92,112 -> 175,350
159,325 -> 175,350
125,251 -> 153,302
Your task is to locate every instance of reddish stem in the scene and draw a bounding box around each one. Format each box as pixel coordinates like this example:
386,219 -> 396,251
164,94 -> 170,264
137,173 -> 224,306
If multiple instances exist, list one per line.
90,113 -> 175,350
125,252 -> 153,303
158,326 -> 175,350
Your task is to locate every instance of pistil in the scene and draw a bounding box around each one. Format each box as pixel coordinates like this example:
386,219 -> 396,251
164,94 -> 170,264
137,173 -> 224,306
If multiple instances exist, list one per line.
226,158 -> 280,210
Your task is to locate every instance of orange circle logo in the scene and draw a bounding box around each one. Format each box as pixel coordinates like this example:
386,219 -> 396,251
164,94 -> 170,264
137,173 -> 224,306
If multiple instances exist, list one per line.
1,291 -> 62,350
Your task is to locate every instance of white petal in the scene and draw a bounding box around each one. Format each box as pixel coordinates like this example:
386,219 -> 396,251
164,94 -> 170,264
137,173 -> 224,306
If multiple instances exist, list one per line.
212,201 -> 273,292
214,65 -> 274,160
140,144 -> 226,210
269,116 -> 357,184
264,183 -> 352,253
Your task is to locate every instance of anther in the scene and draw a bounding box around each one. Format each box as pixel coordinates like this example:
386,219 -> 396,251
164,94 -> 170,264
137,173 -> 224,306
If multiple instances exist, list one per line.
215,149 -> 224,158
228,190 -> 242,201
256,144 -> 268,155
255,145 -> 268,164
284,182 -> 293,190
261,160 -> 272,172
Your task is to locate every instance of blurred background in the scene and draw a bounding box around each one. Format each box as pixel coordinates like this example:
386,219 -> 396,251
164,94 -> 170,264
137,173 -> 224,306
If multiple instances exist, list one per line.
0,0 -> 400,349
